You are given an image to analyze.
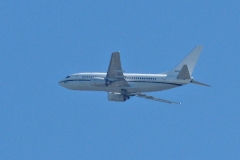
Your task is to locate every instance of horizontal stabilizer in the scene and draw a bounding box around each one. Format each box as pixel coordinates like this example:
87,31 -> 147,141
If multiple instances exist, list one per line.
177,65 -> 191,79
191,79 -> 211,87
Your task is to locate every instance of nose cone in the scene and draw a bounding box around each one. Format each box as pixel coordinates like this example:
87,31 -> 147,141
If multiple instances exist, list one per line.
58,79 -> 75,90
58,80 -> 65,87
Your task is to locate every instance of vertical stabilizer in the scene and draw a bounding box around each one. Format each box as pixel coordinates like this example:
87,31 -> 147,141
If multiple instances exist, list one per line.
167,45 -> 203,77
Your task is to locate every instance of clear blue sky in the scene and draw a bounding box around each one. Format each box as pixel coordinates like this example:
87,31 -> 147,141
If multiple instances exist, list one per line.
1,1 -> 239,159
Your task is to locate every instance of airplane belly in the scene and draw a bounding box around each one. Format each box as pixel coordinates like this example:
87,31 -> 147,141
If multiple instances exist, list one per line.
63,81 -> 181,93
77,81 -> 107,91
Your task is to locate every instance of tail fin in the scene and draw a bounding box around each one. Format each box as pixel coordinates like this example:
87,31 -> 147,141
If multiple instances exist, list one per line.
167,45 -> 203,77
166,45 -> 210,87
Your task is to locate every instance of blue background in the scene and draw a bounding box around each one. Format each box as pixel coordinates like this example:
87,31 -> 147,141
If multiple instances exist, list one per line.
1,1 -> 239,159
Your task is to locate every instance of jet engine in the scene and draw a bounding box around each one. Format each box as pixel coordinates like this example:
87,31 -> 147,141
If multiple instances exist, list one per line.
90,77 -> 111,87
108,92 -> 130,102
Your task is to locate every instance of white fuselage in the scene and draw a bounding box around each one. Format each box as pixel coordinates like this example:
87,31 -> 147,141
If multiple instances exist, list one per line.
59,72 -> 191,93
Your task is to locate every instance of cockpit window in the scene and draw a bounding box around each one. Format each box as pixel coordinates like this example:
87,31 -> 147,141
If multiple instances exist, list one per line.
66,76 -> 70,78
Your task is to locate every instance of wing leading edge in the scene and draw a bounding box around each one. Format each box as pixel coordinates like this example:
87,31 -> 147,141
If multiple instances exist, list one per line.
126,92 -> 181,104
135,93 -> 181,104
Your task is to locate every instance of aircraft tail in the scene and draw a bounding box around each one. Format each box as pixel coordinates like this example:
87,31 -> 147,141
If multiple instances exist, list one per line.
166,45 -> 210,87
167,45 -> 203,77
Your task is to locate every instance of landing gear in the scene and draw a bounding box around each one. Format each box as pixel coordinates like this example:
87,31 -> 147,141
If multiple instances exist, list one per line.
121,89 -> 130,100
121,89 -> 127,93
124,95 -> 130,101
105,79 -> 111,86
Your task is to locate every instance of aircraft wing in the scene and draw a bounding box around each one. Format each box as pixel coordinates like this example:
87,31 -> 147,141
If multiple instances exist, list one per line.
106,52 -> 129,87
131,92 -> 181,104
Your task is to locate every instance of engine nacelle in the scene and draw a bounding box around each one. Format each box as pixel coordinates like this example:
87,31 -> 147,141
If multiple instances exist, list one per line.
90,77 -> 107,87
108,93 -> 130,102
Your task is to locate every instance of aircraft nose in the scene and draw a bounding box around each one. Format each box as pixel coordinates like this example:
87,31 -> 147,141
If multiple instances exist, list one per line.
58,80 -> 64,87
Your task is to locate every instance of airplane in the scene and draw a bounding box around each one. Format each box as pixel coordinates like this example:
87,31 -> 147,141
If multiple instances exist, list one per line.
59,45 -> 210,104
